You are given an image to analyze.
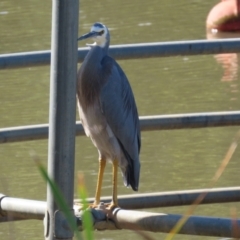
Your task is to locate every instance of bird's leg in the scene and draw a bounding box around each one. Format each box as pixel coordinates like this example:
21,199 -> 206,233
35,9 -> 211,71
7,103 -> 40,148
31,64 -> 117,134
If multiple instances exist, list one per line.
108,159 -> 118,209
93,158 -> 106,207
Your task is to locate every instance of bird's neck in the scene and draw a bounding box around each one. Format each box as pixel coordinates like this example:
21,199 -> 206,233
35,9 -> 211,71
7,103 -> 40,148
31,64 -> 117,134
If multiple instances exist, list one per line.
78,46 -> 105,110
95,39 -> 110,50
89,45 -> 107,60
84,46 -> 107,70
92,43 -> 109,56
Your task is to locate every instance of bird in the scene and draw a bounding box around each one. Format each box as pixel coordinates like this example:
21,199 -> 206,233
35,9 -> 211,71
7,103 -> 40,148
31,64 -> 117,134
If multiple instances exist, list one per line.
77,22 -> 141,209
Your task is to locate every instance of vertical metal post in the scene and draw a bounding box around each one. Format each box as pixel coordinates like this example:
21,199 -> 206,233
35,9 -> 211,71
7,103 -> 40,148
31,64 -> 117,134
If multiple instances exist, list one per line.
45,0 -> 79,239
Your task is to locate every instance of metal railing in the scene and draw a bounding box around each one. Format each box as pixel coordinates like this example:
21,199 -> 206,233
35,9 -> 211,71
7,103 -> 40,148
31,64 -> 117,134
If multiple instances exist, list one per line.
1,187 -> 240,237
1,27 -> 240,238
1,111 -> 240,143
1,38 -> 240,69
1,38 -> 240,144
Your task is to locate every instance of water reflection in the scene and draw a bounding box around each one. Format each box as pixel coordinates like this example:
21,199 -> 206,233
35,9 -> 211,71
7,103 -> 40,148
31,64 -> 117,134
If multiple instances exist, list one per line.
207,31 -> 240,82
206,0 -> 240,83
207,31 -> 240,110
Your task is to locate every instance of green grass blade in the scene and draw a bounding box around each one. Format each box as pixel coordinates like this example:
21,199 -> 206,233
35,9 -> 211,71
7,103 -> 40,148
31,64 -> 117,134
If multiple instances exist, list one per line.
32,153 -> 82,240
78,172 -> 94,240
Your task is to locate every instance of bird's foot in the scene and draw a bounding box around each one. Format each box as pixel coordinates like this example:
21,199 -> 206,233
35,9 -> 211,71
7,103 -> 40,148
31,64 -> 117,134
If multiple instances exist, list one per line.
105,201 -> 118,211
88,203 -> 100,209
88,202 -> 118,211
74,202 -> 100,211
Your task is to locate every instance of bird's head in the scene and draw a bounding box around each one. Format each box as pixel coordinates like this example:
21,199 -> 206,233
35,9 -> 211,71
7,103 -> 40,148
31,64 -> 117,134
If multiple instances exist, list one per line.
78,22 -> 110,48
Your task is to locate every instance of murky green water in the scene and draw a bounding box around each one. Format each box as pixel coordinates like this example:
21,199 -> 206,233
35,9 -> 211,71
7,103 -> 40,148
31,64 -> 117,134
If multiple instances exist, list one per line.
0,0 -> 239,239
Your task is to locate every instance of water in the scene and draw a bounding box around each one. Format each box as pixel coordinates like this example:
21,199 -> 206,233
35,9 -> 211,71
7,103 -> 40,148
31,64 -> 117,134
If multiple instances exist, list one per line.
0,0 -> 240,239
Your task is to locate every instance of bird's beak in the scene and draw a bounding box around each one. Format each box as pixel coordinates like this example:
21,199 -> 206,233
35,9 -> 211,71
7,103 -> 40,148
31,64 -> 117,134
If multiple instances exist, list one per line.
78,31 -> 99,41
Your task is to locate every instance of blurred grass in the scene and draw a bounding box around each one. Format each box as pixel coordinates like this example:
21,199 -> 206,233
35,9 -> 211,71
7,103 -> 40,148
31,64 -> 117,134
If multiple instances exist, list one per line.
32,152 -> 82,240
165,130 -> 240,240
77,172 -> 94,240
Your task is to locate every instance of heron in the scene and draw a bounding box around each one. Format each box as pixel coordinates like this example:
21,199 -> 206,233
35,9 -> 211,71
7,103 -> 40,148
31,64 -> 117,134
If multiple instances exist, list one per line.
77,22 -> 141,208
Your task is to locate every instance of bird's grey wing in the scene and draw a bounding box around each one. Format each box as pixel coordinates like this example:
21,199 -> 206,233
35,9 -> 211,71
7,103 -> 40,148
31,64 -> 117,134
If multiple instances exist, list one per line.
99,56 -> 141,191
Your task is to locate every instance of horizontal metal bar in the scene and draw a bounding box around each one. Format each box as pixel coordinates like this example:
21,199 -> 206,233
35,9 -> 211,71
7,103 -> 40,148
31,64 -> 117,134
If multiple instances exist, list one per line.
1,191 -> 240,237
1,38 -> 240,69
112,209 -> 240,237
1,111 -> 240,144
1,187 -> 240,222
140,111 -> 240,130
0,124 -> 50,143
80,186 -> 240,209
0,194 -> 45,220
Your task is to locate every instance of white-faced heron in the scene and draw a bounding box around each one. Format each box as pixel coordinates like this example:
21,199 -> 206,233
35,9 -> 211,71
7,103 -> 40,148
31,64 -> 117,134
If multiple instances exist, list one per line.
77,22 -> 141,208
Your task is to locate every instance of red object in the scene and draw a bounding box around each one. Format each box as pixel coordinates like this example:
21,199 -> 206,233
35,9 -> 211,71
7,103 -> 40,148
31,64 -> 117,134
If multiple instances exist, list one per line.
206,0 -> 240,32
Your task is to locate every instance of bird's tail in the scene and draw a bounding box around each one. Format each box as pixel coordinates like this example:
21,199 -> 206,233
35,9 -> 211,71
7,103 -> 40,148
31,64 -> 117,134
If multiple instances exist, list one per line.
119,148 -> 140,191
124,163 -> 140,191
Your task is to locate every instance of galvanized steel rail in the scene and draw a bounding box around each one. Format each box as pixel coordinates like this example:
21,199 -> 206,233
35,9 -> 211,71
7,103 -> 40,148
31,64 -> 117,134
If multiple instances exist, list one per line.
1,188 -> 240,237
45,0 -> 79,239
1,27 -> 240,239
78,186 -> 240,209
112,209 -> 240,237
1,38 -> 240,69
1,187 -> 240,219
1,111 -> 240,144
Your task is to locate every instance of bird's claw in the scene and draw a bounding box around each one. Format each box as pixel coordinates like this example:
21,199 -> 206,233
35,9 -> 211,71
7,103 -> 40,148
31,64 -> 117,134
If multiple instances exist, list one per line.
88,202 -> 118,212
88,203 -> 100,209
105,202 -> 118,211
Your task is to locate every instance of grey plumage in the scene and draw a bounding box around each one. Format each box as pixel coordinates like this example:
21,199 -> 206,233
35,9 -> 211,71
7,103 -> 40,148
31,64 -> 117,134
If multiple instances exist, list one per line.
77,23 -> 140,196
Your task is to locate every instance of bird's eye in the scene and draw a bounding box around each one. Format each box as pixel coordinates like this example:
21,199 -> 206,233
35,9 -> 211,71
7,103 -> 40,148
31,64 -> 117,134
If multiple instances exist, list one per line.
99,30 -> 104,36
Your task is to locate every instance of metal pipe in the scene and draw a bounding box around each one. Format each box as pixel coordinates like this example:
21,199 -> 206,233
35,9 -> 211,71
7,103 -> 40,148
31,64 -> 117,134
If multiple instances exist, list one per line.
82,186 -> 240,209
140,111 -> 240,130
112,209 -> 240,237
1,111 -> 240,143
1,194 -> 239,237
0,38 -> 240,69
46,0 -> 79,239
1,187 -> 240,222
0,124 -> 50,143
0,194 -> 45,220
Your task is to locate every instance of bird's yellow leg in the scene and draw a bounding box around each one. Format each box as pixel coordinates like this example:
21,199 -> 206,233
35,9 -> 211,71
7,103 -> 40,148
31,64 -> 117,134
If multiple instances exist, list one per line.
93,158 -> 106,207
109,159 -> 118,209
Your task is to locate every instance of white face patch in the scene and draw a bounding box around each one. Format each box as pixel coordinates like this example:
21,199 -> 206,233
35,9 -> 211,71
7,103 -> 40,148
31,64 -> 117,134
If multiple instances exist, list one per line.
90,24 -> 108,48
